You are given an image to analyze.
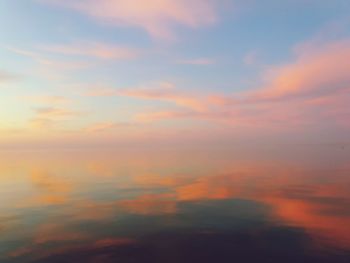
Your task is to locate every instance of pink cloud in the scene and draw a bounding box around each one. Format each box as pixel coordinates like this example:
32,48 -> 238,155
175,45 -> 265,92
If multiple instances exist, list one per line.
250,40 -> 350,102
81,38 -> 350,130
133,39 -> 350,131
85,82 -> 208,111
41,42 -> 139,60
41,0 -> 219,39
119,87 -> 207,111
135,111 -> 195,122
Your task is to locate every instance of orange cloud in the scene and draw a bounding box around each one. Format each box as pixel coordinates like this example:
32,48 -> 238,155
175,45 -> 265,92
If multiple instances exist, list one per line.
29,107 -> 82,130
33,107 -> 80,118
41,0 -> 219,39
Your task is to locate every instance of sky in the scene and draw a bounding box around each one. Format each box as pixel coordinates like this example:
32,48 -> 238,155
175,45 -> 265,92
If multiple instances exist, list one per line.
0,0 -> 350,148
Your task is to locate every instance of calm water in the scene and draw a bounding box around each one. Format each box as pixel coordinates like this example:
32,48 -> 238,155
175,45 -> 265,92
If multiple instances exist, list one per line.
1,146 -> 350,263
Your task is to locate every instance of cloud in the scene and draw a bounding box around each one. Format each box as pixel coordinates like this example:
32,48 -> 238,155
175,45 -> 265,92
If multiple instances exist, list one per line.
30,107 -> 82,129
85,122 -> 135,132
5,47 -> 38,58
135,111 -> 193,123
243,50 -> 259,66
85,82 -> 208,111
82,38 -> 350,130
20,95 -> 71,105
40,0 -> 220,39
7,43 -> 137,82
132,39 -> 350,130
33,107 -> 79,118
27,38 -> 347,138
37,58 -> 91,71
41,42 -> 140,60
176,58 -> 215,65
250,40 -> 350,102
0,70 -> 19,86
119,87 -> 206,111
7,46 -> 91,72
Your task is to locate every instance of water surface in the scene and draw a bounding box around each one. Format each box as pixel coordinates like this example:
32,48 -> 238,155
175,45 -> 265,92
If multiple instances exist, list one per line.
1,146 -> 349,262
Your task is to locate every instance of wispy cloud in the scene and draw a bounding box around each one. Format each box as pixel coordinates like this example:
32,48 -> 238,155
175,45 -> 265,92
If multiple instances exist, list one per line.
85,121 -> 136,133
85,82 -> 208,111
49,38 -> 350,136
119,87 -> 206,111
41,42 -> 140,60
30,107 -> 82,129
40,0 -> 220,39
249,40 -> 350,102
133,39 -> 350,130
135,110 -> 195,123
176,58 -> 215,65
243,50 -> 259,66
7,46 -> 91,72
0,70 -> 19,86
20,95 -> 71,105
33,107 -> 80,118
7,42 -> 139,82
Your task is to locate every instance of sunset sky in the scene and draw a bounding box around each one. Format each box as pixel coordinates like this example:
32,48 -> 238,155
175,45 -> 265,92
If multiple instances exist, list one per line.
1,0 -> 350,147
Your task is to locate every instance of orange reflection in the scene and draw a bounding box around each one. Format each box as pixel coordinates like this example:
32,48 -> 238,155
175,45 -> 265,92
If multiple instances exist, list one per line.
176,176 -> 237,201
16,170 -> 73,207
120,193 -> 177,215
34,223 -> 89,245
0,148 -> 349,260
260,181 -> 350,248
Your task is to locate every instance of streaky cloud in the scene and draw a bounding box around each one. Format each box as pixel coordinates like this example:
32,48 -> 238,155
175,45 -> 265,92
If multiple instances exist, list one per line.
40,0 -> 220,39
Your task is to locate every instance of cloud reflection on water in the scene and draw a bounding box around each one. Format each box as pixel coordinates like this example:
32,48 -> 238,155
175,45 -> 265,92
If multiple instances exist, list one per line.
0,148 -> 349,262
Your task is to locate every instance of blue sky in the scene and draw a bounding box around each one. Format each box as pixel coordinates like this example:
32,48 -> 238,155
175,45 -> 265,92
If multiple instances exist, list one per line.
0,0 -> 350,146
